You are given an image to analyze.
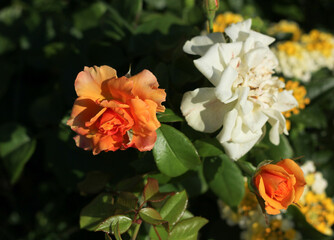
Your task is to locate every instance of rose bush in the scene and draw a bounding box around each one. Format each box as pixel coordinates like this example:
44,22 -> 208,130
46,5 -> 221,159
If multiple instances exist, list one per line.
67,65 -> 166,154
254,159 -> 306,215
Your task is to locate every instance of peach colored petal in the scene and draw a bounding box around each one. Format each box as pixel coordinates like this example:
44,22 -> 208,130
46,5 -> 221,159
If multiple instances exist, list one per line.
67,98 -> 103,135
75,66 -> 117,100
131,70 -> 166,112
74,134 -> 92,150
132,131 -> 157,151
98,98 -> 130,110
107,76 -> 133,103
85,65 -> 117,86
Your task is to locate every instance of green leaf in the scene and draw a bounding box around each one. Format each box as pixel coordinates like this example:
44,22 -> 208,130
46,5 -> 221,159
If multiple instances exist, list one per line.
77,171 -> 111,196
160,191 -> 187,226
80,193 -> 115,231
143,178 -> 159,201
139,208 -> 166,225
203,154 -> 245,208
0,123 -> 36,184
96,215 -> 132,234
288,205 -> 332,240
168,217 -> 208,240
153,124 -> 201,177
157,109 -> 183,123
193,139 -> 223,157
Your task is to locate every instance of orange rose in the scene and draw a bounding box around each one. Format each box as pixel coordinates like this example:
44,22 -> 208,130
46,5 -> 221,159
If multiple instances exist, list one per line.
254,159 -> 306,215
67,65 -> 166,154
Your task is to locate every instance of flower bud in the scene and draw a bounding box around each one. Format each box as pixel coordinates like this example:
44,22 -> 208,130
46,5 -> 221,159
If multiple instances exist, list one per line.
253,159 -> 306,215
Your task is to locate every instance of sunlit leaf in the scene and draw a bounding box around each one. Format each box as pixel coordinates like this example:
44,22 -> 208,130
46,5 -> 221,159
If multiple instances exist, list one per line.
139,208 -> 166,225
96,215 -> 132,234
168,217 -> 208,240
153,124 -> 201,177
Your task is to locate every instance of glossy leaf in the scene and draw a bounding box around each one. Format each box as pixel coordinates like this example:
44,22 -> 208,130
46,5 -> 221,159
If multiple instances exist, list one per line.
159,190 -> 188,226
139,208 -> 166,225
96,215 -> 132,234
80,193 -> 115,231
203,155 -> 245,208
168,217 -> 208,240
0,123 -> 36,184
153,124 -> 201,177
143,178 -> 159,201
157,108 -> 184,123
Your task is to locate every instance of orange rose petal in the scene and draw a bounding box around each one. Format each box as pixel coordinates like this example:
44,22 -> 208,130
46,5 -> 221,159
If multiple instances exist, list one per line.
131,70 -> 166,112
279,181 -> 295,208
260,171 -> 286,196
132,131 -> 157,151
277,159 -> 306,202
257,176 -> 285,210
277,159 -> 305,184
131,98 -> 160,134
85,107 -> 107,128
265,203 -> 281,215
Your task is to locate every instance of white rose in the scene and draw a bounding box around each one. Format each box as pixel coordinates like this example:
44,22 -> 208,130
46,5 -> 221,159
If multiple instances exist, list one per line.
181,19 -> 298,160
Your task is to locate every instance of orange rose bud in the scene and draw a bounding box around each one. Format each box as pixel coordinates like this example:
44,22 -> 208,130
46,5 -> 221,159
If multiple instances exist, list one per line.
254,159 -> 306,215
67,65 -> 166,154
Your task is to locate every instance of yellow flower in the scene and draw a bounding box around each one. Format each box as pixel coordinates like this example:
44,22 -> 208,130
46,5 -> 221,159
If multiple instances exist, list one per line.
213,12 -> 243,32
268,20 -> 302,41
300,191 -> 334,235
301,30 -> 334,57
246,219 -> 299,240
277,41 -> 304,58
280,78 -> 310,130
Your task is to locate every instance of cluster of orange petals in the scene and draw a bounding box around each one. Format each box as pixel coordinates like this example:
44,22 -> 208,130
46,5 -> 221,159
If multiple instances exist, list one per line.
67,65 -> 166,154
254,159 -> 306,215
